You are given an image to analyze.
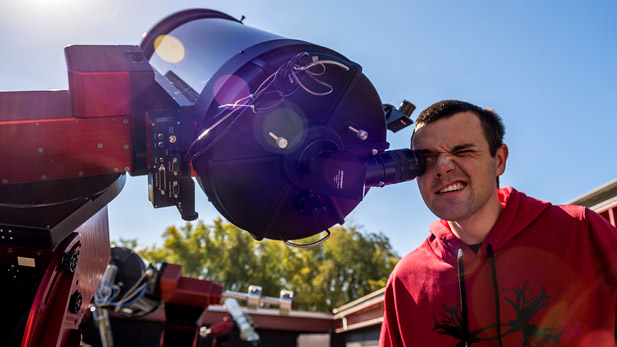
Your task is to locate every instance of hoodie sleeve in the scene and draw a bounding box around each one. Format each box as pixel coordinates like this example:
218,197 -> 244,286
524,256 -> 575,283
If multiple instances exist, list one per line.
379,274 -> 403,347
585,208 -> 617,307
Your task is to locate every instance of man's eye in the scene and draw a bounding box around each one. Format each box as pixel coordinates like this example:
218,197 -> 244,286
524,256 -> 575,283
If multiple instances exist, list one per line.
455,150 -> 472,156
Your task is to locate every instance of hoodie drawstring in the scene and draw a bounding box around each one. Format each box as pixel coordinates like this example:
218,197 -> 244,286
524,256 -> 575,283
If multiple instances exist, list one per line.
457,244 -> 503,347
486,244 -> 503,347
457,248 -> 470,346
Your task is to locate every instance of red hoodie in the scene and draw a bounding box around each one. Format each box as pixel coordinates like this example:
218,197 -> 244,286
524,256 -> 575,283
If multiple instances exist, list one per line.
380,187 -> 617,346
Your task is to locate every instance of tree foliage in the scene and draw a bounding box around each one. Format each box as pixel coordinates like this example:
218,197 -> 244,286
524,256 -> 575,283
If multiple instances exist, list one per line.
134,219 -> 399,312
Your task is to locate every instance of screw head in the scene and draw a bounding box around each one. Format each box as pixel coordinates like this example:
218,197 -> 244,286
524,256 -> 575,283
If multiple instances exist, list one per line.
357,130 -> 368,141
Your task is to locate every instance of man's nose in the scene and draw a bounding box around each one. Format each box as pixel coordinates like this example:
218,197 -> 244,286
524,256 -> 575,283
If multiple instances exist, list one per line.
434,154 -> 455,178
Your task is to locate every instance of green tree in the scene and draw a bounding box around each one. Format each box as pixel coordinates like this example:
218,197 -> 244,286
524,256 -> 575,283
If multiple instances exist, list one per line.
134,219 -> 399,312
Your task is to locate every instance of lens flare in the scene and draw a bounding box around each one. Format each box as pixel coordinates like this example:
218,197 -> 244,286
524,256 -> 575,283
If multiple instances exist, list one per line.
258,107 -> 306,152
213,74 -> 250,109
153,35 -> 185,63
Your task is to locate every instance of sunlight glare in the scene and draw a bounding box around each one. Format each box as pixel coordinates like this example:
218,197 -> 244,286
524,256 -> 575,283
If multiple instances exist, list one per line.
154,35 -> 185,64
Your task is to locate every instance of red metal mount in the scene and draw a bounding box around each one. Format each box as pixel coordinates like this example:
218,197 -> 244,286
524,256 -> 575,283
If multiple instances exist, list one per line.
21,207 -> 111,346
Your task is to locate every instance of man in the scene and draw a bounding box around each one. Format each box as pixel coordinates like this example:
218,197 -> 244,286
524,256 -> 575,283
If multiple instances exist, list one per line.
379,100 -> 617,346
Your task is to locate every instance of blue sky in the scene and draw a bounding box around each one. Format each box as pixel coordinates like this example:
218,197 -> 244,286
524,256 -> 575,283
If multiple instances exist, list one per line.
1,1 -> 616,257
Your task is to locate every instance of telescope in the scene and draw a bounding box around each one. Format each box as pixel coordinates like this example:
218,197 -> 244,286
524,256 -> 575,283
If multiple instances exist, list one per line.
0,9 -> 424,345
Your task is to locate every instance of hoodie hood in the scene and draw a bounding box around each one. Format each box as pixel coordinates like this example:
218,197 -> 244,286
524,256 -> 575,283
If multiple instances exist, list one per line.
428,186 -> 551,263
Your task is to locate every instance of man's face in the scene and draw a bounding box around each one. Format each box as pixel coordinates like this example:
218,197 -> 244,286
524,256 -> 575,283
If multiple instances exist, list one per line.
411,111 -> 508,223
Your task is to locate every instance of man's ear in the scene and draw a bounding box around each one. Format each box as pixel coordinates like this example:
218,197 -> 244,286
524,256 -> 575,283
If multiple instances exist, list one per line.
496,144 -> 508,176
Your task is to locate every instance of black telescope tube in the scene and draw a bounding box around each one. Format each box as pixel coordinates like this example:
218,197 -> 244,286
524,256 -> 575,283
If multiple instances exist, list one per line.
364,149 -> 425,187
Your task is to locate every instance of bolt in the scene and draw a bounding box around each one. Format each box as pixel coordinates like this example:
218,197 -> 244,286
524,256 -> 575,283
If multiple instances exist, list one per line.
199,326 -> 210,338
348,126 -> 368,141
268,132 -> 288,149
123,144 -> 129,149
97,143 -> 103,149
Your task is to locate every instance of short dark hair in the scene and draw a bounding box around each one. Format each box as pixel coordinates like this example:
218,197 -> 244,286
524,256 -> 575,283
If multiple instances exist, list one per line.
413,100 -> 505,156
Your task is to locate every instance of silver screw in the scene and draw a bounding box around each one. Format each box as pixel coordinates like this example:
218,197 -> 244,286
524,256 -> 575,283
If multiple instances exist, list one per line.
348,126 -> 368,141
124,167 -> 130,171
41,175 -> 47,180
268,132 -> 288,149
78,171 -> 84,176
199,326 -> 210,338
123,144 -> 129,149
123,119 -> 129,124
37,148 -> 44,153
97,143 -> 103,149
1,179 -> 7,184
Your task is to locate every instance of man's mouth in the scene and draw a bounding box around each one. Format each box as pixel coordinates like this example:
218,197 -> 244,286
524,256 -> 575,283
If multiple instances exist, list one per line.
438,182 -> 466,194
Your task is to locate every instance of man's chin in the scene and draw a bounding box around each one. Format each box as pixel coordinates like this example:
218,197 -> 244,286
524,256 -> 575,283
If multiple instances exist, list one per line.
429,206 -> 469,222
